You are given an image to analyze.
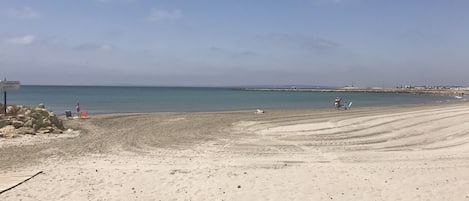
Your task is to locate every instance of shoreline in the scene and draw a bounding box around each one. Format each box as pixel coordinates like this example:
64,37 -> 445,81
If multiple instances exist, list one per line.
67,99 -> 469,116
10,86 -> 465,115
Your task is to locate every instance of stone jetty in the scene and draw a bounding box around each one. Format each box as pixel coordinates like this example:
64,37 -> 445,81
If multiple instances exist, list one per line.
239,87 -> 468,95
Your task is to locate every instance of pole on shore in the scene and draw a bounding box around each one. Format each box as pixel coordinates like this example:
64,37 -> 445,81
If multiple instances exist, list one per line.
3,77 -> 5,114
3,90 -> 6,114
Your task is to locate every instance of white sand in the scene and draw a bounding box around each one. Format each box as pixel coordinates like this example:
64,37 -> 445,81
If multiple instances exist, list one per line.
1,102 -> 469,200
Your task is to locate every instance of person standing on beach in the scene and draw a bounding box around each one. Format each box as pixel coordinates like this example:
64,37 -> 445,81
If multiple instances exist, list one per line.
334,97 -> 341,109
76,102 -> 80,114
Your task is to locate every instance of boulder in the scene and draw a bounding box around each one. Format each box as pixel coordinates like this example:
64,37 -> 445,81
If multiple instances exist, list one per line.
43,119 -> 52,127
17,114 -> 27,121
38,128 -> 51,134
6,106 -> 14,115
24,119 -> 33,127
37,103 -> 46,109
0,125 -> 17,138
15,127 -> 35,135
35,107 -> 48,112
18,107 -> 28,114
12,120 -> 24,129
50,127 -> 63,134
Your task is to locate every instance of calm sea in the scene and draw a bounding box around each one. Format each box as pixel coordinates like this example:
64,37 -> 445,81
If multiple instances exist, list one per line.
5,85 -> 459,114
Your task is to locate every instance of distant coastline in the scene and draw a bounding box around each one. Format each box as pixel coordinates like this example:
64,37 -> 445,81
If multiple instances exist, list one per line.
238,87 -> 469,96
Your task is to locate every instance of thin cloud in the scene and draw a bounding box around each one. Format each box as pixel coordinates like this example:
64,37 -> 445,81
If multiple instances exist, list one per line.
146,8 -> 182,22
209,46 -> 223,52
302,37 -> 339,50
258,34 -> 339,51
5,35 -> 36,45
74,43 -> 115,51
209,46 -> 258,57
5,7 -> 41,20
235,51 -> 258,57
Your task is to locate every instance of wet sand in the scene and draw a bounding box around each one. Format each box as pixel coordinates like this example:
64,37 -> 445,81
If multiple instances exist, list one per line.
1,102 -> 469,200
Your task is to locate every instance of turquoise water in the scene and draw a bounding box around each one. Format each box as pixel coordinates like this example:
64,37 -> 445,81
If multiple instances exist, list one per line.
5,85 -> 457,114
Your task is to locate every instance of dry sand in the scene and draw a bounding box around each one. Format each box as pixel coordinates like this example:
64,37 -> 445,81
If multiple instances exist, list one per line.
1,102 -> 469,200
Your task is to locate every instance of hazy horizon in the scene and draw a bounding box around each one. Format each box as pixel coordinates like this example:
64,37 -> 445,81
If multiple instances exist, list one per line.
1,0 -> 468,87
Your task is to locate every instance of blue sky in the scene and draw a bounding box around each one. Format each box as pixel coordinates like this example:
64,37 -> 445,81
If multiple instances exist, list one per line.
1,0 -> 468,87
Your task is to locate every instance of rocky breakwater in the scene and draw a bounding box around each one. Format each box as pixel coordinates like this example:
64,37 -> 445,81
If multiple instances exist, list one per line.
0,103 -> 65,138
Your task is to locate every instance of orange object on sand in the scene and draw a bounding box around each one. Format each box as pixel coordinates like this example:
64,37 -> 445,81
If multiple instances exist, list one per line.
80,111 -> 88,119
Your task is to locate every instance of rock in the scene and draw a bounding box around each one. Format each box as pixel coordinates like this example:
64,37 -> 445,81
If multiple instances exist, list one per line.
17,114 -> 26,121
6,106 -> 14,114
35,107 -> 47,112
51,129 -> 63,134
0,125 -> 17,138
37,103 -> 46,109
24,119 -> 33,127
49,126 -> 63,134
15,127 -> 35,135
38,128 -> 51,134
12,120 -> 24,129
18,107 -> 28,114
43,119 -> 52,126
24,109 -> 31,116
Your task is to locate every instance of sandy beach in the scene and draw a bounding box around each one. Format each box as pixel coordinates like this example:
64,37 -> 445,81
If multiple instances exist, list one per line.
1,102 -> 469,200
